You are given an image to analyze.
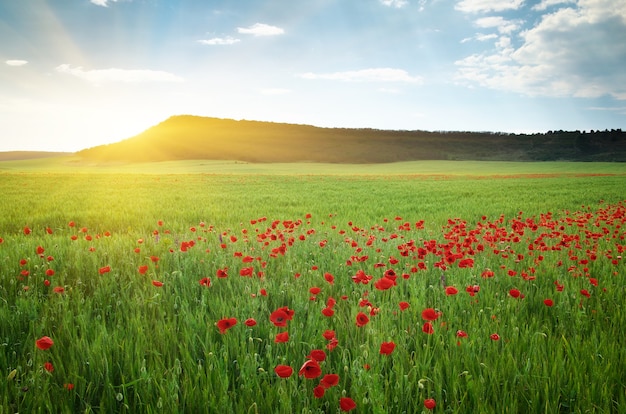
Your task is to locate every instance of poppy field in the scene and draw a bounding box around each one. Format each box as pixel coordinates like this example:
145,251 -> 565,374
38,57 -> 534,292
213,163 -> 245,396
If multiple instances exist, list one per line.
1,170 -> 625,413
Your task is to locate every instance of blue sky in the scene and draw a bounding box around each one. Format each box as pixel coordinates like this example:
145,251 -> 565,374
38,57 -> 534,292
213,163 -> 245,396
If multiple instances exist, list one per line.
1,0 -> 625,152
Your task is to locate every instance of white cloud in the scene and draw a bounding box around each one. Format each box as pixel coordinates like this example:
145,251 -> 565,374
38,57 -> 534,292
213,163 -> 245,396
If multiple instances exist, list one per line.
380,0 -> 409,8
237,23 -> 284,36
90,0 -> 120,7
300,68 -> 422,83
474,16 -> 522,33
532,0 -> 575,11
455,1 -> 626,100
197,36 -> 240,45
6,60 -> 28,66
55,64 -> 184,83
455,0 -> 524,13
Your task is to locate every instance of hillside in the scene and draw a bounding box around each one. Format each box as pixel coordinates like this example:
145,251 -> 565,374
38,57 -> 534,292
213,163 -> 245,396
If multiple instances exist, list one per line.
76,116 -> 626,163
0,151 -> 71,161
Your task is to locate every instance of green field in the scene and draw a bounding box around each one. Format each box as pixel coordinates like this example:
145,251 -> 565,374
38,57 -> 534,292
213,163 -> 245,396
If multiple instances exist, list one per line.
1,161 -> 625,413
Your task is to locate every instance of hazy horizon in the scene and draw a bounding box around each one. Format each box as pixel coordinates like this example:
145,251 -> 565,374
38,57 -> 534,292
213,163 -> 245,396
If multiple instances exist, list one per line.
1,0 -> 625,152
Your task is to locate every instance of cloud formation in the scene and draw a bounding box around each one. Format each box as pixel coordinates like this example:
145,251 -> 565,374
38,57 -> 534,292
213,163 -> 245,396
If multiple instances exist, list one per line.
380,0 -> 409,7
237,23 -> 284,36
455,0 -> 626,100
455,0 -> 524,13
56,64 -> 183,83
300,68 -> 422,83
197,36 -> 240,45
90,0 -> 120,7
6,60 -> 28,66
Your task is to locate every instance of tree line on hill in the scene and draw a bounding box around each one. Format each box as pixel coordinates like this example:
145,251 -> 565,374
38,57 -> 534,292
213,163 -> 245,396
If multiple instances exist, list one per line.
75,116 -> 626,163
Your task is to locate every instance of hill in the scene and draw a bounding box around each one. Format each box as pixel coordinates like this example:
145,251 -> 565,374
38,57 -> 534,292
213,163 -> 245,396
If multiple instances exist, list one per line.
0,151 -> 72,162
76,116 -> 626,163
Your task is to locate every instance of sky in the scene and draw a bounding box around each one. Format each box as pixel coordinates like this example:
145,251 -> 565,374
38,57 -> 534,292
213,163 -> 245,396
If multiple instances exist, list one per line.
1,0 -> 625,152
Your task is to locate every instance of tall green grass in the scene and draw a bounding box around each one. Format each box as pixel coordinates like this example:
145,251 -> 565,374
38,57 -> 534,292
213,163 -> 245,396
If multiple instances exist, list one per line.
0,167 -> 625,413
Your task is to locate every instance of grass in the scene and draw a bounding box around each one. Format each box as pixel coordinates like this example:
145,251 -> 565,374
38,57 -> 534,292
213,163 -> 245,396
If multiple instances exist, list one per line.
0,161 -> 625,413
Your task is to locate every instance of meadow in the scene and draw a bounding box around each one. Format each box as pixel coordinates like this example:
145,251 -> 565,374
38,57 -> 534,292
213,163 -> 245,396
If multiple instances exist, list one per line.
0,161 -> 625,413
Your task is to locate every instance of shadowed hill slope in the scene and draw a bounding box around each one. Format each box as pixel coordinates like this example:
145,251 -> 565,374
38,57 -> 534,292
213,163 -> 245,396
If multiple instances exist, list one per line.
75,115 -> 626,163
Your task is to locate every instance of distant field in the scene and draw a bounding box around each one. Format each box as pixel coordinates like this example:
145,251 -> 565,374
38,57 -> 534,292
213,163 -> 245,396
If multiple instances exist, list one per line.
0,163 -> 625,413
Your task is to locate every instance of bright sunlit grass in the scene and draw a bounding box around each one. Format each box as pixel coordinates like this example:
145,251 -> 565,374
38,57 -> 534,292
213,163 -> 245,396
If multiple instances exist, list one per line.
0,165 -> 624,413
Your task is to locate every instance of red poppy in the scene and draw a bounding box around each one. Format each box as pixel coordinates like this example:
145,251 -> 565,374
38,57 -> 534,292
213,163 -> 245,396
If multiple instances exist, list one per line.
138,265 -> 148,275
244,318 -> 257,327
320,373 -> 340,388
313,385 -> 325,398
216,268 -> 228,278
199,277 -> 211,287
399,301 -> 410,311
309,286 -> 321,295
298,359 -> 322,379
374,276 -> 395,290
509,288 -> 523,298
580,289 -> 591,298
274,365 -> 293,378
150,256 -> 160,263
466,285 -> 480,296
445,286 -> 459,296
356,312 -> 370,327
321,307 -> 334,317
456,330 -> 468,338
36,246 -> 45,255
490,333 -> 500,341
340,397 -> 357,412
44,362 -> 54,372
53,286 -> 65,294
327,337 -> 339,351
421,308 -> 440,321
152,280 -> 163,287
36,336 -> 54,350
239,267 -> 254,277
216,317 -> 237,334
23,227 -> 31,235
45,269 -> 55,277
99,266 -> 111,274
323,330 -> 336,340
64,383 -> 74,391
379,341 -> 396,355
424,398 -> 436,410
308,349 -> 326,362
422,322 -> 434,334
275,331 -> 289,343
324,272 -> 335,284
544,299 -> 554,307
270,307 -> 294,327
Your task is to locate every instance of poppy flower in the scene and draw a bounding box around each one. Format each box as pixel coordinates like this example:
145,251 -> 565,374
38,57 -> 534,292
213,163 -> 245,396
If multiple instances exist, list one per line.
99,266 -> 111,274
424,398 -> 436,410
490,333 -> 500,341
36,246 -> 45,255
23,227 -> 31,235
244,318 -> 257,327
321,307 -> 334,317
308,349 -> 326,362
399,301 -> 410,311
544,299 -> 554,307
445,286 -> 459,296
216,317 -> 237,334
421,308 -> 440,321
138,265 -> 148,275
324,272 -> 335,284
270,307 -> 294,327
36,336 -> 54,350
422,322 -> 434,334
456,330 -> 468,338
580,289 -> 591,298
45,269 -> 55,277
320,373 -> 340,388
298,359 -> 322,379
64,383 -> 74,391
509,289 -> 523,298
380,341 -> 396,355
199,277 -> 211,287
309,286 -> 321,295
216,268 -> 228,278
313,385 -> 325,398
152,280 -> 163,287
323,330 -> 336,340
44,362 -> 54,372
339,397 -> 357,412
374,276 -> 395,290
327,337 -> 339,351
356,312 -> 370,327
274,365 -> 293,378
275,331 -> 289,343
53,286 -> 65,294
